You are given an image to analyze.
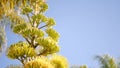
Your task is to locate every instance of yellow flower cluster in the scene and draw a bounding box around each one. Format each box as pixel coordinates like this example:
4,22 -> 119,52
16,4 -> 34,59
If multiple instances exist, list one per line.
24,54 -> 68,68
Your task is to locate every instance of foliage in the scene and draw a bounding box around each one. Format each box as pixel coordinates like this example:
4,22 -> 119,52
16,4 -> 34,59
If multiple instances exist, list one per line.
70,65 -> 87,68
95,54 -> 118,68
7,42 -> 36,59
24,54 -> 68,68
50,54 -> 68,68
0,0 -> 68,68
24,56 -> 54,68
79,65 -> 87,68
70,54 -> 120,68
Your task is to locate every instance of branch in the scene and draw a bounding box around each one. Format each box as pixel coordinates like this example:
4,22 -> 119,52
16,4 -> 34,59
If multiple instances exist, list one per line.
31,12 -> 35,15
25,38 -> 31,45
37,50 -> 47,56
38,24 -> 48,29
17,57 -> 25,65
31,36 -> 35,47
17,57 -> 21,61
34,43 -> 39,48
26,14 -> 32,23
28,13 -> 37,27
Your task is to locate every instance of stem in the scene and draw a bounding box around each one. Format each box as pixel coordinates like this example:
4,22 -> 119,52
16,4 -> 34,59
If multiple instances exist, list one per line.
31,12 -> 35,15
17,57 -> 25,65
34,43 -> 39,48
31,36 -> 35,47
17,57 -> 21,61
26,14 -> 37,27
26,14 -> 32,23
38,24 -> 48,29
25,38 -> 31,45
37,49 -> 47,56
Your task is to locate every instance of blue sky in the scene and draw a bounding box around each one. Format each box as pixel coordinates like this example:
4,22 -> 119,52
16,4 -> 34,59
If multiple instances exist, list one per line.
0,0 -> 120,68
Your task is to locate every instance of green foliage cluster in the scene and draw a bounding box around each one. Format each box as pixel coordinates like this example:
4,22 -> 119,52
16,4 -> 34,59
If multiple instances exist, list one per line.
70,54 -> 120,68
22,27 -> 44,39
46,28 -> 60,41
79,65 -> 87,68
36,37 -> 60,55
7,42 -> 36,59
96,54 -> 118,68
50,54 -> 68,68
24,56 -> 54,68
24,54 -> 68,68
0,0 -> 68,68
